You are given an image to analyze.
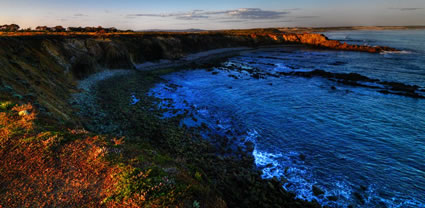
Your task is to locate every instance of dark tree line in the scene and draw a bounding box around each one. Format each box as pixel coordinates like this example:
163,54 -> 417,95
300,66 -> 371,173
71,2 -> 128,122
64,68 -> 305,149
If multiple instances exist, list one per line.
66,26 -> 119,33
35,25 -> 66,32
0,24 -> 132,33
0,24 -> 20,31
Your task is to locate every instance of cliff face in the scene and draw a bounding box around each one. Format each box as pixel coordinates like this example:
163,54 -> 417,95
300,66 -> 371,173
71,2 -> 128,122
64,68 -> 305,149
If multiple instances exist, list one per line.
0,34 -> 275,123
0,32 -> 396,123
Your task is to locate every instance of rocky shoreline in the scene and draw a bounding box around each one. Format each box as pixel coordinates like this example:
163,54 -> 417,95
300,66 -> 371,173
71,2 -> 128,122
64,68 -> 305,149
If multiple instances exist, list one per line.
68,43 -> 425,207
72,66 -> 323,207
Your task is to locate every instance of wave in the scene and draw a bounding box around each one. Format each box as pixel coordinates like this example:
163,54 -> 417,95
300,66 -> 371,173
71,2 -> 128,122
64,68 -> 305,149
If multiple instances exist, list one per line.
380,50 -> 412,55
244,128 -> 425,208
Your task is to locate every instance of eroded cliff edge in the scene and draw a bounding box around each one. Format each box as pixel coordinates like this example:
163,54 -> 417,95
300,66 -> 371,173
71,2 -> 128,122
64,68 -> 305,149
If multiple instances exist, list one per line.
0,31 -> 397,123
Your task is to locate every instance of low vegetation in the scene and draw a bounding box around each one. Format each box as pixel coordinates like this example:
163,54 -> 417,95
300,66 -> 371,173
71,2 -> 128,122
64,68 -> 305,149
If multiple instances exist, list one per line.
0,101 -> 217,207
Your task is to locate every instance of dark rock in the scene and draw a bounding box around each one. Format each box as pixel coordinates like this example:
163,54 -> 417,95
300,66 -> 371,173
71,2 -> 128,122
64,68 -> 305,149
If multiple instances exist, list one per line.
353,192 -> 365,205
330,61 -> 346,66
244,141 -> 255,152
312,185 -> 324,196
327,196 -> 338,201
228,74 -> 239,79
252,73 -> 263,79
299,154 -> 306,161
268,182 -> 275,190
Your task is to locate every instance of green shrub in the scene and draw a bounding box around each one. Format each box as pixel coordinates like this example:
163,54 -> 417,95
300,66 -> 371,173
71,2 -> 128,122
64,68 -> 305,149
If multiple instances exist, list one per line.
0,101 -> 14,111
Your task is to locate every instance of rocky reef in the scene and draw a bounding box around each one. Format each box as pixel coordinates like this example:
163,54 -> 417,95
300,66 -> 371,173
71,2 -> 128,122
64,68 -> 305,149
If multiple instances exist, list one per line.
279,33 -> 396,53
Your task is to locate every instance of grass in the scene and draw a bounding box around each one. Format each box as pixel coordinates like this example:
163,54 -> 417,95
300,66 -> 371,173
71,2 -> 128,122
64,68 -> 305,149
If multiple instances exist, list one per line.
0,100 -> 219,207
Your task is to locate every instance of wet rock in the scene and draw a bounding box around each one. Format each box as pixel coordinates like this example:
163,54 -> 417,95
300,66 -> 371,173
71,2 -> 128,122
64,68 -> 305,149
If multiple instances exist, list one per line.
251,73 -> 264,79
312,185 -> 324,196
330,61 -> 346,66
286,69 -> 425,99
244,141 -> 255,152
299,154 -> 306,161
353,192 -> 365,205
228,74 -> 239,79
327,195 -> 338,201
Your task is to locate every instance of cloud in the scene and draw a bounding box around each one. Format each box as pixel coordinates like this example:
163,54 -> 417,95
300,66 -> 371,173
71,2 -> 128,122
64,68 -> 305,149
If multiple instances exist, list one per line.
74,13 -> 88,17
176,14 -> 209,20
227,8 -> 288,19
218,20 -> 248,23
389,8 -> 423,11
295,16 -> 320,19
127,8 -> 289,20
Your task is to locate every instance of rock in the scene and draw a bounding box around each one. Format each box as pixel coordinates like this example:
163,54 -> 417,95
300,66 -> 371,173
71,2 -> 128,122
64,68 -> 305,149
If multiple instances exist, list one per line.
330,61 -> 346,66
353,192 -> 365,205
244,141 -> 255,152
312,185 -> 324,196
268,182 -> 275,190
280,177 -> 288,184
299,154 -> 306,161
197,121 -> 208,129
281,33 -> 398,53
271,176 -> 279,184
327,196 -> 338,201
228,74 -> 239,79
252,73 -> 263,79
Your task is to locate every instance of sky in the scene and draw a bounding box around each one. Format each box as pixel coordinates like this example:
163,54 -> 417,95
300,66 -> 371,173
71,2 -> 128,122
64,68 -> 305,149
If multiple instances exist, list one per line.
0,0 -> 424,30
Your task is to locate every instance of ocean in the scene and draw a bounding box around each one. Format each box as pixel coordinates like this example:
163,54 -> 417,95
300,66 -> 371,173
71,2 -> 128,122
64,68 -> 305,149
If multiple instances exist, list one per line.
148,30 -> 425,207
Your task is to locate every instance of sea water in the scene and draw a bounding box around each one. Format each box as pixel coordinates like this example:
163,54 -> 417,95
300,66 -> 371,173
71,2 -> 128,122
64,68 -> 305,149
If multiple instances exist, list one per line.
148,30 -> 425,207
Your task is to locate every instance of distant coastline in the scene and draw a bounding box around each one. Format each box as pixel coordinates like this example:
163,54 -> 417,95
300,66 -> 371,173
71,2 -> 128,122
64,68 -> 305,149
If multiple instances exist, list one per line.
276,25 -> 425,33
137,26 -> 425,33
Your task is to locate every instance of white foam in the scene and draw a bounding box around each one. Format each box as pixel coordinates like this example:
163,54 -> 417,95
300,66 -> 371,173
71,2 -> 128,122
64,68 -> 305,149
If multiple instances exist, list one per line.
380,50 -> 412,55
130,94 -> 140,105
273,63 -> 293,73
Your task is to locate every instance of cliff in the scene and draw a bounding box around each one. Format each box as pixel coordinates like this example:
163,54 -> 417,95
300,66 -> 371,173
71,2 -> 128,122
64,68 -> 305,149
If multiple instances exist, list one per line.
0,32 -> 397,124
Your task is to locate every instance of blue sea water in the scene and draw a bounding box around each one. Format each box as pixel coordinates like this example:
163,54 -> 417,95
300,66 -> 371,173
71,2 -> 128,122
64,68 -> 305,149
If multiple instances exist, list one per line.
148,30 -> 425,207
